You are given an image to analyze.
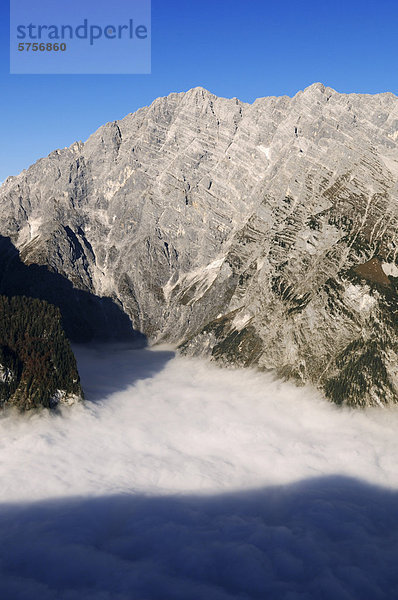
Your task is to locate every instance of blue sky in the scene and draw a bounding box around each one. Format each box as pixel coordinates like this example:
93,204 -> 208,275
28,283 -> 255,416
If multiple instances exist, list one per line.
1,0 -> 397,181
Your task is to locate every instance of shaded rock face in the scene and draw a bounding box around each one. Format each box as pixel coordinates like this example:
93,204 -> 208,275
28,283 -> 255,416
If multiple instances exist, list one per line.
0,237 -> 145,344
0,83 -> 398,406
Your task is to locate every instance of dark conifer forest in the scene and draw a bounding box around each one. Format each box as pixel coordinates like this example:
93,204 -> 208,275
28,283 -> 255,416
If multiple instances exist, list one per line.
0,296 -> 82,410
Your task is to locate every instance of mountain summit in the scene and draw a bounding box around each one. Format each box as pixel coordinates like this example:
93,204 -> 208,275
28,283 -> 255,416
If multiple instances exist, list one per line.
1,84 -> 397,406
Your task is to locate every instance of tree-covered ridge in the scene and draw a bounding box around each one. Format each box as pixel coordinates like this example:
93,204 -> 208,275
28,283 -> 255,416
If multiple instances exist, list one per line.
0,295 -> 83,410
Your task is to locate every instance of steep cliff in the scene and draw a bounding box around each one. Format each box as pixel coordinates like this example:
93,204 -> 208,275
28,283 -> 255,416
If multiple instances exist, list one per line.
0,83 -> 397,406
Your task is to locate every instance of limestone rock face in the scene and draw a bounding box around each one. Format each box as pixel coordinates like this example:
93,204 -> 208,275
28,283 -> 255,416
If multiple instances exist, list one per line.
1,83 -> 398,406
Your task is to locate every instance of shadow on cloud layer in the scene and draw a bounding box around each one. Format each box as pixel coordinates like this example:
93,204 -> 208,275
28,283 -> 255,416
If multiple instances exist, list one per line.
72,344 -> 176,402
1,475 -> 397,600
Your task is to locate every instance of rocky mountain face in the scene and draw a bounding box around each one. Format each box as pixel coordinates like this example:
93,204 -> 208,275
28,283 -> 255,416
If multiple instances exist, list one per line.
0,83 -> 397,406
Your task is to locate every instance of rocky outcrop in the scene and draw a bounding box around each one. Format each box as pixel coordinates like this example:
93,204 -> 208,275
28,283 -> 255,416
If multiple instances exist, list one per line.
0,83 -> 397,406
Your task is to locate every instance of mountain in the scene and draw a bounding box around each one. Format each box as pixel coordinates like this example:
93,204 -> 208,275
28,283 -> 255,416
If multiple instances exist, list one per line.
0,83 -> 397,406
0,295 -> 83,410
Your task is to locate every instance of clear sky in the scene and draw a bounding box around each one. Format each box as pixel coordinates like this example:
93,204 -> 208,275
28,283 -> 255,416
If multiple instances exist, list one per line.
1,0 -> 397,182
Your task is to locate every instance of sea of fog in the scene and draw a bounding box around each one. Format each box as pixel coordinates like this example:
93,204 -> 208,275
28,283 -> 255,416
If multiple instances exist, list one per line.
0,344 -> 397,599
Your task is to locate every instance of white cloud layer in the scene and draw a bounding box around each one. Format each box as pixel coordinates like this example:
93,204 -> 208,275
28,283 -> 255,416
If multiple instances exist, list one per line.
0,344 -> 397,598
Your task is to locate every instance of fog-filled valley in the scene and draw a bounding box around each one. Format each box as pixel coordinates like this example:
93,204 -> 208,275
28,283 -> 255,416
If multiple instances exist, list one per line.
0,345 -> 397,599
2,0 -> 398,595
